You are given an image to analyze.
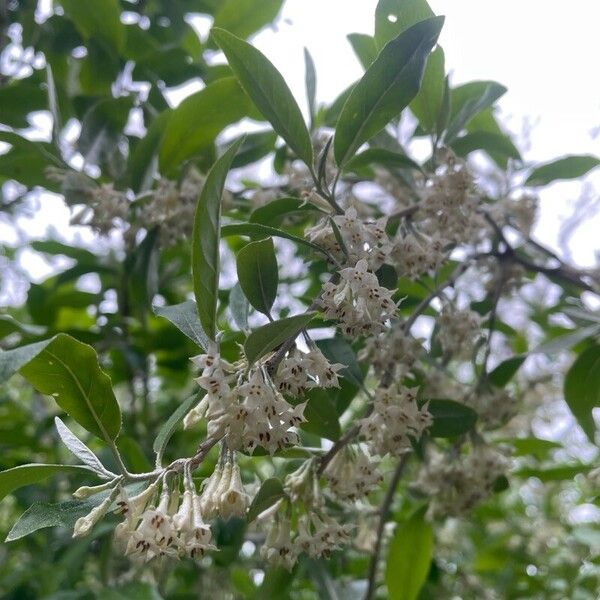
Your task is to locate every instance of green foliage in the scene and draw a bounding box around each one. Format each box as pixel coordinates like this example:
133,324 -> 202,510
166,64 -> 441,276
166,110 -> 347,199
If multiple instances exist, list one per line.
236,238 -> 279,316
192,138 -> 244,341
564,345 -> 600,443
334,17 -> 444,166
526,155 -> 600,186
244,313 -> 316,364
247,478 -> 286,522
212,28 -> 314,168
385,508 -> 433,600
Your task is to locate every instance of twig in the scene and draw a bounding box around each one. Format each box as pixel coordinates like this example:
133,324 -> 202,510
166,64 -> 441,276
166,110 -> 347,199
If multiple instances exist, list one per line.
364,454 -> 411,600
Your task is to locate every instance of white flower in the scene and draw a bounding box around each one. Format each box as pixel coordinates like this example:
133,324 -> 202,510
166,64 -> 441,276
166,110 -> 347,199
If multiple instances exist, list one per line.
173,489 -> 216,558
295,513 -> 353,559
323,446 -> 382,500
321,259 -> 396,338
437,306 -> 482,359
72,493 -> 113,538
413,445 -> 510,519
260,518 -> 297,571
219,463 -> 249,520
360,385 -> 432,457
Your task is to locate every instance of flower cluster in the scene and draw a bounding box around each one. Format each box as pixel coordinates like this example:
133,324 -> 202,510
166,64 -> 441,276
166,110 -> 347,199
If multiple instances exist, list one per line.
320,259 -> 397,337
390,230 -> 447,279
184,343 -> 347,454
437,305 -> 482,359
360,384 -> 432,456
416,151 -> 486,245
464,385 -> 518,430
259,461 -> 355,570
413,445 -> 510,519
273,346 -> 344,397
108,478 -> 216,562
323,446 -> 382,500
360,324 -> 423,379
70,183 -> 130,235
199,457 -> 249,520
137,169 -> 209,246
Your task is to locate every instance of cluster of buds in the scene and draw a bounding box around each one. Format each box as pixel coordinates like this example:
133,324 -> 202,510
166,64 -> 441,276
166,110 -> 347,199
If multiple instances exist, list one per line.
306,207 -> 392,270
390,230 -> 447,279
184,343 -> 307,454
488,193 -> 538,236
73,473 -> 217,563
437,305 -> 482,359
360,324 -> 423,379
70,183 -> 130,235
413,445 -> 510,520
323,446 -> 382,500
360,384 -> 432,457
464,385 -> 518,430
320,259 -> 397,338
199,453 -> 249,520
259,461 -> 354,570
273,346 -> 344,397
416,150 -> 486,245
137,169 -> 208,246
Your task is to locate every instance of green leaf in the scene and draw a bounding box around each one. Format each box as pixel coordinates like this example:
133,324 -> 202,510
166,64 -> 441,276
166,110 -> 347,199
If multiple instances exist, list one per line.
0,131 -> 63,190
78,97 -> 133,166
451,131 -> 521,161
61,0 -> 124,53
54,417 -> 114,479
192,138 -> 245,341
315,337 -> 363,388
564,345 -> 600,443
502,436 -> 562,460
345,148 -> 423,173
236,238 -> 279,316
129,110 -> 170,193
244,313 -> 316,365
221,222 -> 327,256
97,582 -> 164,600
375,0 -> 435,48
128,228 -> 159,316
212,0 -> 284,41
249,197 -> 317,226
409,45 -> 445,133
347,33 -> 378,69
532,324 -> 600,355
0,464 -> 91,502
153,300 -> 209,350
229,283 -> 250,331
514,463 -> 593,482
159,78 -> 251,174
488,355 -> 526,387
525,155 -> 600,186
386,507 -> 433,600
427,399 -> 478,437
445,81 -> 507,143
247,478 -> 285,522
6,498 -> 97,542
153,394 -> 201,457
212,28 -> 314,168
0,334 -> 122,441
334,17 -> 444,167
301,390 -> 341,441
230,130 -> 278,168
304,47 -> 317,125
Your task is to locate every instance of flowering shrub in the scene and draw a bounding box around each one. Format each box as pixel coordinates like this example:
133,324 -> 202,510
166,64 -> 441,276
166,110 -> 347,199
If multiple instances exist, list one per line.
1,0 -> 600,598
